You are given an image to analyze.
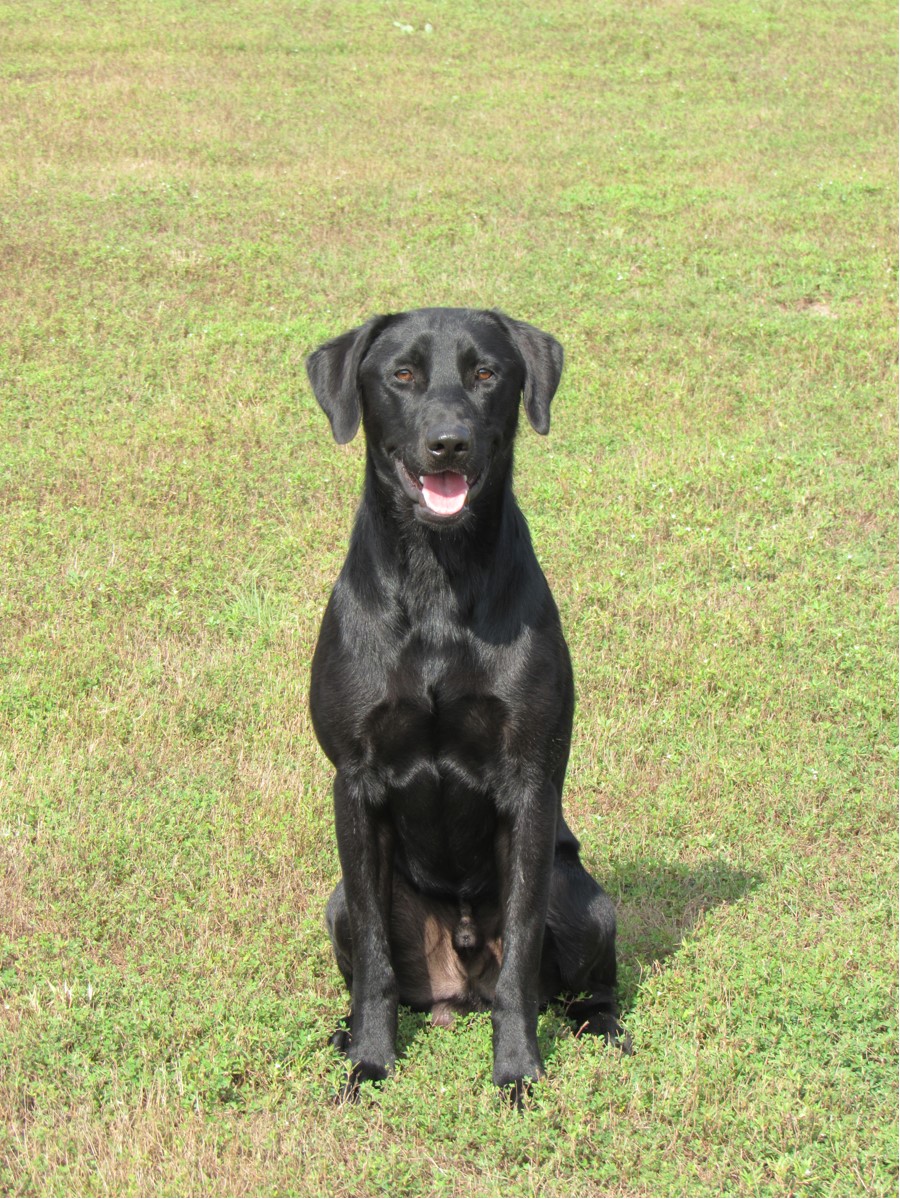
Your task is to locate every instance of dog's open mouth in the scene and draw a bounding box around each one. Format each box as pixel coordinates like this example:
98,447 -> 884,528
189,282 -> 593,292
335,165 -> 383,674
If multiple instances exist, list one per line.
420,471 -> 469,516
395,461 -> 477,518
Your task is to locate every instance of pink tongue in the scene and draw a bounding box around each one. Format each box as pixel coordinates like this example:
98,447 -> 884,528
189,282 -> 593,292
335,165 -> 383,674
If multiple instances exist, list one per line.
421,471 -> 469,515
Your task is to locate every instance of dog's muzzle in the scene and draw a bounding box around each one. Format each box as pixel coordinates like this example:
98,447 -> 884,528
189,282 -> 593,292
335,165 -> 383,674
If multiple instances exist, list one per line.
395,460 -> 484,519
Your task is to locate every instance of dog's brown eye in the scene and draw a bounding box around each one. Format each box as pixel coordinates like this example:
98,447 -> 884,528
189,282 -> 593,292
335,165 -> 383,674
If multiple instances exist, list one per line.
475,368 -> 494,381
394,368 -> 414,383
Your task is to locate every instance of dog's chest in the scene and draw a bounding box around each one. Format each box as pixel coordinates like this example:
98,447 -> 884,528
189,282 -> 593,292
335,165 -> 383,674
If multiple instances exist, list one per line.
363,633 -> 507,788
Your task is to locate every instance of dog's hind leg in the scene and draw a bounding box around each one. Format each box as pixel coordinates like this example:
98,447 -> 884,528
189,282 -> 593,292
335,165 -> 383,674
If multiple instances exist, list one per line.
544,847 -> 626,1045
325,880 -> 355,1053
326,878 -> 353,988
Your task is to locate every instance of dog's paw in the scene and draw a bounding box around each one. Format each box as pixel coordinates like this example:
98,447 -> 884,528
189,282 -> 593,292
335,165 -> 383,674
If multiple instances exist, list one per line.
498,1076 -> 535,1111
572,1010 -> 632,1052
565,992 -> 631,1051
334,1074 -> 362,1106
609,1023 -> 633,1055
493,1050 -> 544,1112
330,1018 -> 352,1055
334,1057 -> 391,1106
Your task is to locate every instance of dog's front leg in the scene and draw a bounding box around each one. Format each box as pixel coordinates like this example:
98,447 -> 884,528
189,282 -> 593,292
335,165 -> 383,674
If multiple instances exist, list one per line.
333,774 -> 398,1101
492,785 -> 557,1102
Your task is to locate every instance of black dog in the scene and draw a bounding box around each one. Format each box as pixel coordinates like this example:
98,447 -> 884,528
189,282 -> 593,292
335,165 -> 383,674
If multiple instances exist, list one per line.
307,308 -> 621,1102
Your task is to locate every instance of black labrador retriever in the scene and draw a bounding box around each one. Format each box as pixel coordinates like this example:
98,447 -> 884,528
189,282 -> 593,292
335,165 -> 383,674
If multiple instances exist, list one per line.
306,307 -> 621,1102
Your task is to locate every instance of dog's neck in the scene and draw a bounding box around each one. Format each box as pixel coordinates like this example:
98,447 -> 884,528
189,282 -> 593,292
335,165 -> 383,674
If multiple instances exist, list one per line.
341,460 -> 539,641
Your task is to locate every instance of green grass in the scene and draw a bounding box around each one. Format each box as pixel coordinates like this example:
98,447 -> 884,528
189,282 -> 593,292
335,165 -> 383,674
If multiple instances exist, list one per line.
0,0 -> 896,1194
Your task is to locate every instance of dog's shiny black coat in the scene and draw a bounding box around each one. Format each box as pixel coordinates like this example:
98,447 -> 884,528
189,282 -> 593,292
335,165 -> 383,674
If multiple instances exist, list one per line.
307,308 -> 620,1100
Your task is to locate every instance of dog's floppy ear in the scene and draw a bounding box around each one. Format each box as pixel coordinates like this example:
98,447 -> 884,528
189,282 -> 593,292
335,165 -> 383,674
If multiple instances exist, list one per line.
494,313 -> 564,435
306,315 -> 392,444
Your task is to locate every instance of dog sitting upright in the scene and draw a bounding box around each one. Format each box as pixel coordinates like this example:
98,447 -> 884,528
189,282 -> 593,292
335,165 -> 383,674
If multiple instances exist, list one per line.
306,307 -> 621,1102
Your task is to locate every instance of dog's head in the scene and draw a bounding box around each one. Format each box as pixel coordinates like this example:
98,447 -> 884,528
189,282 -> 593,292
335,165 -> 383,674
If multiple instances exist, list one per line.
306,308 -> 563,527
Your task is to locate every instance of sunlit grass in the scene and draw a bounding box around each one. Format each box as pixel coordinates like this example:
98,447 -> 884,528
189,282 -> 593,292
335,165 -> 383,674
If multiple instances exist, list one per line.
0,0 -> 896,1195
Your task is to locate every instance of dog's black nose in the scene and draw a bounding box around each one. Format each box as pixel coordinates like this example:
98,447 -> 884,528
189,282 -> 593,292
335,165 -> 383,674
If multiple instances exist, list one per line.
426,424 -> 472,461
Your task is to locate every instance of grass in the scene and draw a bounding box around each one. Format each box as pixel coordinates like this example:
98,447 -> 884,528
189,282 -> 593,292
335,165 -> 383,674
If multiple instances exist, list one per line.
0,0 -> 897,1194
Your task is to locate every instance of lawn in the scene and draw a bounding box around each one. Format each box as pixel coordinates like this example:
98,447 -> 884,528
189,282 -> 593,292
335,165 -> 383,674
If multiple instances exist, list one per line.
0,0 -> 897,1195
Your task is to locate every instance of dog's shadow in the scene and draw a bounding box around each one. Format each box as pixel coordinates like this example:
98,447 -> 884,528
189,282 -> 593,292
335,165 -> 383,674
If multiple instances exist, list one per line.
607,855 -> 763,1016
392,856 -> 761,1064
